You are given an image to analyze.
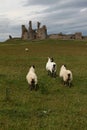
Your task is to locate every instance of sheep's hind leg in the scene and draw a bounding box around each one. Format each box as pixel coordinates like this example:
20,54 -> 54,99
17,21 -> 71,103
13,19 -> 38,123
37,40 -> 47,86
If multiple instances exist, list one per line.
48,70 -> 50,75
53,72 -> 56,78
64,81 -> 67,87
68,82 -> 72,87
35,84 -> 39,91
30,85 -> 33,91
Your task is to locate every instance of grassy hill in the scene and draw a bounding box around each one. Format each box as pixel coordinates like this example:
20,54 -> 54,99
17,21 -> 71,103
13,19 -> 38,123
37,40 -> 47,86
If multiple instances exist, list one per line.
0,39 -> 87,130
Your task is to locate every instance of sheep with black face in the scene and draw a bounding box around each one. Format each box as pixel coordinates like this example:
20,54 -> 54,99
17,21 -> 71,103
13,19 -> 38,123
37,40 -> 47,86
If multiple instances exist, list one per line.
26,65 -> 38,90
46,57 -> 57,77
59,65 -> 73,87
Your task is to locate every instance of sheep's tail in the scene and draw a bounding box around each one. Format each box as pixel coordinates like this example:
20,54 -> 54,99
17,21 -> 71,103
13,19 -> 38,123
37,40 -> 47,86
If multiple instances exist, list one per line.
67,73 -> 71,87
30,79 -> 35,90
31,79 -> 38,90
52,64 -> 56,77
31,79 -> 35,85
52,64 -> 56,72
67,73 -> 70,81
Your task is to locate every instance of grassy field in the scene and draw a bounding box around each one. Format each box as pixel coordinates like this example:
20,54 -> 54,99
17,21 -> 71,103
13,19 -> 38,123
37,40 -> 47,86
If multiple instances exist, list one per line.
0,39 -> 87,130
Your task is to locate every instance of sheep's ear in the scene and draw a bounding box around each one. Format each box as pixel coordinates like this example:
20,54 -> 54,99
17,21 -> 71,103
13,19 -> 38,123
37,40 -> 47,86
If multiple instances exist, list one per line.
64,64 -> 66,68
32,65 -> 35,69
51,57 -> 54,62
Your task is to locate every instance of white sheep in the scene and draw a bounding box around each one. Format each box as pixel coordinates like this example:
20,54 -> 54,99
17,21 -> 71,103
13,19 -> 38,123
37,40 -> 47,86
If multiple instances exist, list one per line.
46,57 -> 57,77
59,65 -> 73,87
25,48 -> 29,51
26,65 -> 38,90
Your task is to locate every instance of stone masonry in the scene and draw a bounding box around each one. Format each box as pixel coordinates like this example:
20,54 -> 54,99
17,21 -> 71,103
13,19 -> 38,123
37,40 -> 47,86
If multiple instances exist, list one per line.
21,21 -> 47,40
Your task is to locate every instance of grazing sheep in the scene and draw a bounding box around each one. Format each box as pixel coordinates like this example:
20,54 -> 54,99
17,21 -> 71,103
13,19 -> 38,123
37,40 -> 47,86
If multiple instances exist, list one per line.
25,48 -> 29,51
59,65 -> 73,87
26,65 -> 38,90
46,57 -> 57,77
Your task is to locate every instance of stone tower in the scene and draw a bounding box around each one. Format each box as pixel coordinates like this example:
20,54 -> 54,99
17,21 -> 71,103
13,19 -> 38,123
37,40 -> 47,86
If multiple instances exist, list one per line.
21,25 -> 28,40
75,32 -> 82,40
37,22 -> 41,29
28,21 -> 36,40
36,22 -> 47,39
21,21 -> 47,40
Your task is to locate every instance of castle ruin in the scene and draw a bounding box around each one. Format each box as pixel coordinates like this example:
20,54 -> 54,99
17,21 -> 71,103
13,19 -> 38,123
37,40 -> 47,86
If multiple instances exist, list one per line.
49,32 -> 84,40
21,21 -> 47,40
20,20 -> 87,41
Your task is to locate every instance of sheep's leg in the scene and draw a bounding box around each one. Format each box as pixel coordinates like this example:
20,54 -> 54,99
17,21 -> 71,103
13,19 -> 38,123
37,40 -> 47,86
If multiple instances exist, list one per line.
52,72 -> 54,77
63,81 -> 65,86
30,85 -> 33,91
35,84 -> 39,91
48,71 -> 52,77
64,81 -> 67,87
53,72 -> 56,78
68,82 -> 72,87
51,72 -> 55,77
34,85 -> 37,91
30,79 -> 36,90
48,70 -> 50,75
66,79 -> 71,87
29,84 -> 35,91
52,69 -> 56,77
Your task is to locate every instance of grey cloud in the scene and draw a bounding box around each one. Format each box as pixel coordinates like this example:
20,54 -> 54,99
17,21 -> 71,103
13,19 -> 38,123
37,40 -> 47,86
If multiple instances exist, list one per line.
0,17 -> 21,41
31,0 -> 87,35
23,0 -> 87,9
23,0 -> 58,6
0,17 -> 10,30
0,0 -> 87,41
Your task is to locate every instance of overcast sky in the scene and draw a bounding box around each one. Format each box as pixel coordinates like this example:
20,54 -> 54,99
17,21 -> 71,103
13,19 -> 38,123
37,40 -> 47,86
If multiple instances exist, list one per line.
0,0 -> 87,41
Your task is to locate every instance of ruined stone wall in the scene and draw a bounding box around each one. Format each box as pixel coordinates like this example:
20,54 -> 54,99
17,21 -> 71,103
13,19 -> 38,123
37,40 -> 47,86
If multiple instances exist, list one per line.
83,36 -> 87,40
21,21 -> 47,40
21,25 -> 28,40
28,29 -> 36,40
75,32 -> 82,40
49,34 -> 58,39
28,21 -> 35,40
49,34 -> 72,40
49,33 -> 83,40
37,25 -> 47,39
21,21 -> 84,41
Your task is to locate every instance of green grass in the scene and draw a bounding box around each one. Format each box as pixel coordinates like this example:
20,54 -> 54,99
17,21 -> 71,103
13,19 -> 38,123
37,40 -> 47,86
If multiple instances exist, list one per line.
0,39 -> 87,130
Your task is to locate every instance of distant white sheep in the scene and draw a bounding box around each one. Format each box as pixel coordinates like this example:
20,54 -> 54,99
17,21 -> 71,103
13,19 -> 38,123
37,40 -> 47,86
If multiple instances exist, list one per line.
59,65 -> 73,87
26,65 -> 38,90
25,48 -> 29,51
46,57 -> 57,77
